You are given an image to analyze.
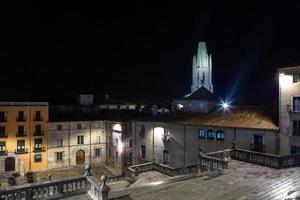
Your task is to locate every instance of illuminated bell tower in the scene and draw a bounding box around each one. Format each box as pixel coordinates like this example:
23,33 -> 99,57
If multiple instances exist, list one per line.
191,42 -> 213,93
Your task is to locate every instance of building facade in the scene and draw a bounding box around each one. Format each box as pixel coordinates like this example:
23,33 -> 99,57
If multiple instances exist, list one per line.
132,108 -> 279,168
0,102 -> 48,172
47,120 -> 107,169
279,66 -> 300,155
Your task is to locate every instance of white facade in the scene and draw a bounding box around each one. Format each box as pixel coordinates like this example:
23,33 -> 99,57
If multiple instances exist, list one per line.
191,42 -> 213,93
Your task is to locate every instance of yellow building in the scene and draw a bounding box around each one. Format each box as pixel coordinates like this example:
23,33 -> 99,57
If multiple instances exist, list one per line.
0,102 -> 48,172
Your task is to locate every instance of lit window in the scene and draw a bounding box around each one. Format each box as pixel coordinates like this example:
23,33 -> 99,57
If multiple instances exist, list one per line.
216,130 -> 225,140
34,154 -> 42,162
207,130 -> 215,140
198,129 -> 205,139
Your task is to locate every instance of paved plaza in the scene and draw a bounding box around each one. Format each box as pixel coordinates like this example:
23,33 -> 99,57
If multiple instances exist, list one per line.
109,160 -> 300,200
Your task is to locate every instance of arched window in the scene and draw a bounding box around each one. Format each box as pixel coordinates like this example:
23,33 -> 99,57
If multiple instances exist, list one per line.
207,130 -> 215,140
216,130 -> 225,141
198,129 -> 205,139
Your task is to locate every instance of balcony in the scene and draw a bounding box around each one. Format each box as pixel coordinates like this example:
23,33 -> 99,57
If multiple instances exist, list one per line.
16,116 -> 27,122
0,132 -> 8,138
34,116 -> 43,121
16,132 -> 26,137
0,150 -> 7,156
15,148 -> 28,154
33,146 -> 46,153
33,131 -> 44,136
162,134 -> 171,143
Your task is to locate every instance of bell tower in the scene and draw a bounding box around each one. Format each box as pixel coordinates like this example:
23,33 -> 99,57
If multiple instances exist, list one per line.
191,42 -> 213,93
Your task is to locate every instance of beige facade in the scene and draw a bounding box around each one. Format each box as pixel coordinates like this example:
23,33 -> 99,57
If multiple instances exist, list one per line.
132,120 -> 278,168
279,66 -> 300,155
47,120 -> 106,169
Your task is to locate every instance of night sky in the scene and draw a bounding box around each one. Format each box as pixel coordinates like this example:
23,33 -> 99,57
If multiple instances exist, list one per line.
1,2 -> 300,105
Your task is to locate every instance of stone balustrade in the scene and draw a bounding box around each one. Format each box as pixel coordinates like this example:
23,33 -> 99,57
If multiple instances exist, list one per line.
231,148 -> 300,169
0,176 -> 88,200
0,164 -> 110,200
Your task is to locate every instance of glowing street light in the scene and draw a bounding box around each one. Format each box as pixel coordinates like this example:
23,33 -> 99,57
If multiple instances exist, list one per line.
219,99 -> 231,112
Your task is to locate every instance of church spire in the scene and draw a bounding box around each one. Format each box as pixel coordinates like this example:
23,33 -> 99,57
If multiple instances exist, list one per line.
191,42 -> 213,93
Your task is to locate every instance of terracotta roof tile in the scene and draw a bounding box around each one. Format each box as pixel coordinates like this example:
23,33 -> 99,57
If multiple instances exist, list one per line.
136,106 -> 279,132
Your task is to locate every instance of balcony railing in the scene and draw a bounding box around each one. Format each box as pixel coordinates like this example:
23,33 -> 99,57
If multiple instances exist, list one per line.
0,132 -> 8,138
33,131 -> 43,136
15,148 -> 28,154
16,116 -> 27,122
33,146 -> 46,153
16,132 -> 27,137
34,116 -> 43,121
0,150 -> 7,156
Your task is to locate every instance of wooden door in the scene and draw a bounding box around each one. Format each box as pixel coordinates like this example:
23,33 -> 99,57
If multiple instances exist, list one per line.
76,150 -> 85,165
5,157 -> 15,171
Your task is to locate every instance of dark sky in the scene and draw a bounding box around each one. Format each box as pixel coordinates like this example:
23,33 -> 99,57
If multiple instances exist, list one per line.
1,1 -> 300,105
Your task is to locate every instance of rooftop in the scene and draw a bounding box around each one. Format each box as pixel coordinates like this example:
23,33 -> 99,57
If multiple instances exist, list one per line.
136,106 -> 279,131
181,87 -> 218,101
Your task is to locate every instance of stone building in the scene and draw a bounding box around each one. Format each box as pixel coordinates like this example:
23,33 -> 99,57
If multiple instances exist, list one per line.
278,65 -> 300,155
0,102 -> 49,172
47,119 -> 107,169
132,107 -> 279,168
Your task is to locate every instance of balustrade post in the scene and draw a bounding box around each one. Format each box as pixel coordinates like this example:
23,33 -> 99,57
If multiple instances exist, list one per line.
100,175 -> 110,200
85,163 -> 92,176
197,147 -> 203,175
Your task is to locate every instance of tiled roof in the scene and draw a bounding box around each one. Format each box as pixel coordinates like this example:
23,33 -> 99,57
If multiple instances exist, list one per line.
182,87 -> 218,101
136,106 -> 279,131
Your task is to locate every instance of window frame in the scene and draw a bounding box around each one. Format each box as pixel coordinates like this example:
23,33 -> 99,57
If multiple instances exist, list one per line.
77,135 -> 84,145
216,130 -> 225,141
198,129 -> 206,139
207,130 -> 216,140
34,154 -> 42,162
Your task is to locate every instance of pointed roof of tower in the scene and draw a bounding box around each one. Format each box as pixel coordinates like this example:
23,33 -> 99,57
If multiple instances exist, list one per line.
183,87 -> 218,101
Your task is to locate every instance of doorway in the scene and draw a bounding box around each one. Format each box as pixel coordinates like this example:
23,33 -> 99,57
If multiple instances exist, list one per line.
5,157 -> 15,171
253,135 -> 264,152
76,150 -> 85,165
